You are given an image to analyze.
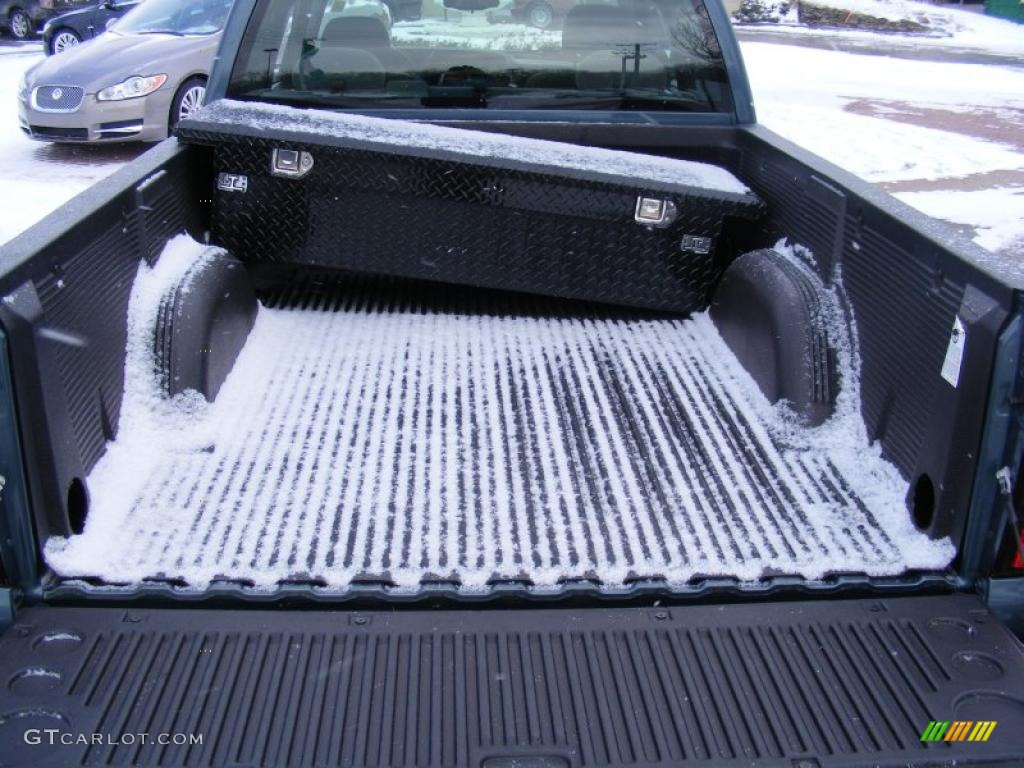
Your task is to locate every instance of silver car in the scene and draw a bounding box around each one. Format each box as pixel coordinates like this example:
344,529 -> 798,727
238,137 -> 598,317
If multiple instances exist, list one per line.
18,0 -> 233,143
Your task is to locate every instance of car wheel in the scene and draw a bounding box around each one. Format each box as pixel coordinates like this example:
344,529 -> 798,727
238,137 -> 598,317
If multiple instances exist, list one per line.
525,1 -> 555,29
169,77 -> 206,132
8,9 -> 32,40
51,28 -> 81,54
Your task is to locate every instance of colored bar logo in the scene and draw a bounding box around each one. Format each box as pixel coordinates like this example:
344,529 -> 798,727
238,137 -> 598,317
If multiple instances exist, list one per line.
921,721 -> 997,742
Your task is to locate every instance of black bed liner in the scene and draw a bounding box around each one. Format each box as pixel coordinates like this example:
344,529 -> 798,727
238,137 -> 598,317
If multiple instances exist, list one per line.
44,274 -> 948,593
2,594 -> 1023,767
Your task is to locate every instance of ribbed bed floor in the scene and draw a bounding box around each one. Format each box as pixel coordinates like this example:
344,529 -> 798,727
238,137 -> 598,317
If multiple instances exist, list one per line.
46,274 -> 953,591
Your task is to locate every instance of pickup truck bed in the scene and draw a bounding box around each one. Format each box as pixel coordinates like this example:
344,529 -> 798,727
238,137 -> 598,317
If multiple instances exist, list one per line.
44,267 -> 949,592
0,114 -> 1012,604
3,0 -> 1024,762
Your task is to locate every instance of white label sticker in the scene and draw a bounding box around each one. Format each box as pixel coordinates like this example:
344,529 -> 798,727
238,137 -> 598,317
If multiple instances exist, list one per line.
217,173 -> 248,193
941,316 -> 966,388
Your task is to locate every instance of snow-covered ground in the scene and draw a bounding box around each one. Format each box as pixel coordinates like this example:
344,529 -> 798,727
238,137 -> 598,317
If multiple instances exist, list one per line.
736,0 -> 1024,58
0,44 -> 143,246
742,41 -> 1024,255
897,188 -> 1024,255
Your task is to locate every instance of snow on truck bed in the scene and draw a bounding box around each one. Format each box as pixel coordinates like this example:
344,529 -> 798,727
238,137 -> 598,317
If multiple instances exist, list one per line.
188,99 -> 753,197
45,237 -> 954,591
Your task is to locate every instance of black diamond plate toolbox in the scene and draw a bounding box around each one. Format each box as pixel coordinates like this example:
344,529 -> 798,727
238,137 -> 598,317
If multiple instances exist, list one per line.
177,104 -> 764,313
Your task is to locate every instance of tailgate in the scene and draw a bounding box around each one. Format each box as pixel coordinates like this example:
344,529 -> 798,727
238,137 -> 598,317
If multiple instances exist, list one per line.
1,595 -> 1022,767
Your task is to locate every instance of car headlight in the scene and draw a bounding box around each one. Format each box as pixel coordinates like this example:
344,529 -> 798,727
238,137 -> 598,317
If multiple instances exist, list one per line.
96,74 -> 168,101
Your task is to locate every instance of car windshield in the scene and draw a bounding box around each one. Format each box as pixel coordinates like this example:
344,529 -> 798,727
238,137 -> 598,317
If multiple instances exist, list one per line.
114,0 -> 233,36
228,0 -> 733,112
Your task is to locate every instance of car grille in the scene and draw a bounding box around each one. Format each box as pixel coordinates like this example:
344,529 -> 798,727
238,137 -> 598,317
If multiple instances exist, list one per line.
32,84 -> 85,113
29,125 -> 88,141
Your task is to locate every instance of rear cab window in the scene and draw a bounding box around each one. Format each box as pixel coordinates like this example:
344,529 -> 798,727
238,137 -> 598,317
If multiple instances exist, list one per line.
227,0 -> 734,113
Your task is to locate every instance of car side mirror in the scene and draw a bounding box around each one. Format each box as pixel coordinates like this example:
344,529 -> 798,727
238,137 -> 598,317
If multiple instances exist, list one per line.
105,17 -> 118,30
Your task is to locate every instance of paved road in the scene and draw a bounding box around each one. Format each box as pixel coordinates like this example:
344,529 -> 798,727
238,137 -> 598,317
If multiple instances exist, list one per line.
838,98 -> 1024,194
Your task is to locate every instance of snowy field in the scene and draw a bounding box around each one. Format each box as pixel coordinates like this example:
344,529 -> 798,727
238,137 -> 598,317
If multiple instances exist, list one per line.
1,33 -> 1022,257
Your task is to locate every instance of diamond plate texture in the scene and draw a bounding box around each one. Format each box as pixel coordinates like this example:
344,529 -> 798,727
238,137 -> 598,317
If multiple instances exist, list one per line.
178,124 -> 764,313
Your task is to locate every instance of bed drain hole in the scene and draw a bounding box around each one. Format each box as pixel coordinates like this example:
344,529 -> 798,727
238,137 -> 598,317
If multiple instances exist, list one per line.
67,477 -> 88,535
911,473 -> 935,531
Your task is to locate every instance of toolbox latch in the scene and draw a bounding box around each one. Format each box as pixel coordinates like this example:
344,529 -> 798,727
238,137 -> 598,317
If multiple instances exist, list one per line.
271,148 -> 315,179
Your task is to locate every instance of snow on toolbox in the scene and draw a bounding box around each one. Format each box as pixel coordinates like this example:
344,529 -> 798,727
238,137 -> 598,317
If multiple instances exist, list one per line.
177,100 -> 765,314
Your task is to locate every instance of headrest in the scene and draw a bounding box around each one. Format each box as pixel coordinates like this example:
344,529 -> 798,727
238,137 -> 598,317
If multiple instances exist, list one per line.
322,16 -> 391,47
561,5 -> 632,49
562,3 -> 669,50
305,47 -> 387,90
574,49 -> 667,90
